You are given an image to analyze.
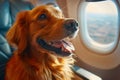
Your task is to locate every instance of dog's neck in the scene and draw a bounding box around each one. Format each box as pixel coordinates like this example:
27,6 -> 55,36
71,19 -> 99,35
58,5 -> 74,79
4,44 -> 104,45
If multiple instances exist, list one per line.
19,46 -> 74,80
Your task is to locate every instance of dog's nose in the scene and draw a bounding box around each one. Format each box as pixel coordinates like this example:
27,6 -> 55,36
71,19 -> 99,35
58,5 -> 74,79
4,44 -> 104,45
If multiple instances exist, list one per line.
64,19 -> 78,32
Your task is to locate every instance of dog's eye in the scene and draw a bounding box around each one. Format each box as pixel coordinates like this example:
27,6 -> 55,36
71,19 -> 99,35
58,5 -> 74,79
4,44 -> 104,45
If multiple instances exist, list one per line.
38,14 -> 47,20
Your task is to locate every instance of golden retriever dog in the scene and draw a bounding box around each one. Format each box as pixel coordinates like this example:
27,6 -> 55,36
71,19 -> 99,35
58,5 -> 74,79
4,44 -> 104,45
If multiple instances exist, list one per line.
5,5 -> 79,80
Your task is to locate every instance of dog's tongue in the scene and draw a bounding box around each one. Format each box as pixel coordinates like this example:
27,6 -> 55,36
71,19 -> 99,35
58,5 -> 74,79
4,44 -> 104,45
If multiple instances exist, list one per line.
51,40 -> 75,53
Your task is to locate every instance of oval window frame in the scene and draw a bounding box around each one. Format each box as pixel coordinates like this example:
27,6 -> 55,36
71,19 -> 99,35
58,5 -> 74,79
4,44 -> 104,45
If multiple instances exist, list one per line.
78,0 -> 119,54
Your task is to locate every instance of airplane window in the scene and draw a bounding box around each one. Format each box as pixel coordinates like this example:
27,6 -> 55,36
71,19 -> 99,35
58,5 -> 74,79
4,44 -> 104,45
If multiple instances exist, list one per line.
86,1 -> 118,44
78,1 -> 119,54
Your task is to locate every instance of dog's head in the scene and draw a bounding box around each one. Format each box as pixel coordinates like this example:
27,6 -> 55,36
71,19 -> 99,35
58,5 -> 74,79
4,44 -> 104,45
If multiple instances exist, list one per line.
6,5 -> 79,57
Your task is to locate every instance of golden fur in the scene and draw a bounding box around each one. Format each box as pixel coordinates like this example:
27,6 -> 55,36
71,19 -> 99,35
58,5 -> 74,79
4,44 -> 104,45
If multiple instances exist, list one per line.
5,5 -> 77,80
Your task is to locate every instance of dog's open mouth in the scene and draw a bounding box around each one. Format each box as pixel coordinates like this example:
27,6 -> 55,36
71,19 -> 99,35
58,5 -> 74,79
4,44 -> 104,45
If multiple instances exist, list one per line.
37,38 -> 75,57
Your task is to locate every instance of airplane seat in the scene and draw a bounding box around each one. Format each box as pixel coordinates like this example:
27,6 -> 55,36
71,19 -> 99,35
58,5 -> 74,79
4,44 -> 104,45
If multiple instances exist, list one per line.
0,0 -> 33,79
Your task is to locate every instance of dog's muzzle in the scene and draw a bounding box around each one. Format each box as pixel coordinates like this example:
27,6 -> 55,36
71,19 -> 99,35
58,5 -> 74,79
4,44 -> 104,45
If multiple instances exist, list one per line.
37,19 -> 79,57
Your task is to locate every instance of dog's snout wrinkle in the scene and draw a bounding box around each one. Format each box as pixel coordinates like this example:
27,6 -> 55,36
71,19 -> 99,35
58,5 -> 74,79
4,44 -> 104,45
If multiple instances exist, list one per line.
64,19 -> 78,32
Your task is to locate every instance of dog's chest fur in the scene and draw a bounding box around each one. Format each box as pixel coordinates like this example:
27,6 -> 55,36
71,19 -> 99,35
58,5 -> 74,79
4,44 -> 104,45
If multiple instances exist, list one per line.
5,52 -> 74,80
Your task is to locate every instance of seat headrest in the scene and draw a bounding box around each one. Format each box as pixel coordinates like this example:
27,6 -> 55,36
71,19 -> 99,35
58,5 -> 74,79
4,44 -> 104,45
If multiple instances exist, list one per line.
0,0 -> 12,29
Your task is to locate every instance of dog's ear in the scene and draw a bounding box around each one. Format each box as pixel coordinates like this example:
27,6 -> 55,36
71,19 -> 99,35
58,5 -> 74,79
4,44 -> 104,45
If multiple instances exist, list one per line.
6,11 -> 29,54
